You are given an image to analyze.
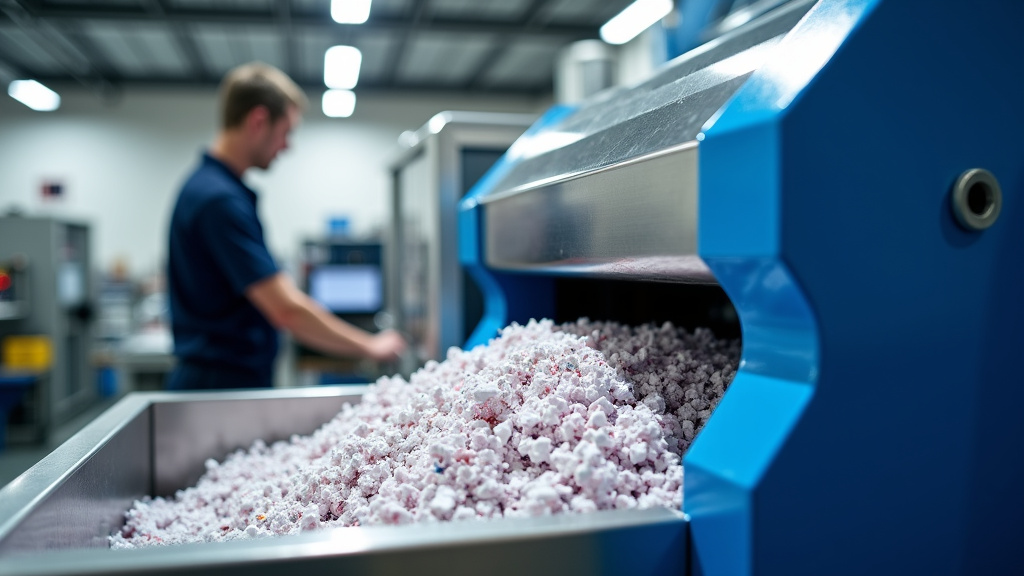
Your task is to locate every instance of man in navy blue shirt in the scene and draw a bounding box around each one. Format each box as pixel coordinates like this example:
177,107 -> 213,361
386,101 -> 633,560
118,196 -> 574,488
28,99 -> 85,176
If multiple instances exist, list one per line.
167,62 -> 405,390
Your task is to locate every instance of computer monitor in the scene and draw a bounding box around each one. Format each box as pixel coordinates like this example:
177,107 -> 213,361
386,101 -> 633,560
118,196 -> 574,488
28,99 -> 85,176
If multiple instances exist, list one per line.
308,264 -> 383,315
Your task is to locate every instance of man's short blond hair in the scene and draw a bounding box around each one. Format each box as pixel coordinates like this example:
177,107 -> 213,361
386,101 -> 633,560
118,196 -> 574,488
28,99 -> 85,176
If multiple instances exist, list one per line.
219,62 -> 307,129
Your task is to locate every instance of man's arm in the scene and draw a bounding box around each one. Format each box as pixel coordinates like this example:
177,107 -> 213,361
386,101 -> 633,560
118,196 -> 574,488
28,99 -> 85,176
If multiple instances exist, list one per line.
245,272 -> 406,361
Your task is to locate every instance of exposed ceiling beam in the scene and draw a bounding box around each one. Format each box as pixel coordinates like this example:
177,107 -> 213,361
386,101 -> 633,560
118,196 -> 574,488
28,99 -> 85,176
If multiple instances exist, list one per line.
382,0 -> 430,87
140,0 -> 210,82
0,0 -> 117,94
52,21 -> 117,80
0,49 -> 27,79
12,4 -> 599,40
522,0 -> 555,27
463,0 -> 549,90
462,42 -> 508,91
26,72 -> 552,96
20,0 -> 115,83
275,0 -> 297,79
0,0 -> 629,96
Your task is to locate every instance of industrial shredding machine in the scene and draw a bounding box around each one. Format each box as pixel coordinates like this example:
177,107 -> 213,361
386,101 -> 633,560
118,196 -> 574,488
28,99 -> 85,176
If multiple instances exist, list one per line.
1,0 -> 1021,574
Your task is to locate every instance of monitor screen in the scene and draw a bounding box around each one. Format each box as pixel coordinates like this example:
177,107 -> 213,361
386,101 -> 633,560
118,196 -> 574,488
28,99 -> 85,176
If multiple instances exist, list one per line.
308,264 -> 383,314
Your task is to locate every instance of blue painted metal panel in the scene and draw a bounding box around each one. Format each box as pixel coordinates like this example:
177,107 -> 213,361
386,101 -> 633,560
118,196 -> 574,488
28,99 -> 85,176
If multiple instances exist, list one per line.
0,372 -> 37,451
686,372 -> 813,575
458,106 -> 575,349
594,516 -> 688,575
667,0 -> 726,58
690,0 -> 1024,574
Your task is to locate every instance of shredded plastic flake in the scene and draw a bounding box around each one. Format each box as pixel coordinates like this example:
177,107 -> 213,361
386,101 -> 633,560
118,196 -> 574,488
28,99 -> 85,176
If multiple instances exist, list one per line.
111,319 -> 739,548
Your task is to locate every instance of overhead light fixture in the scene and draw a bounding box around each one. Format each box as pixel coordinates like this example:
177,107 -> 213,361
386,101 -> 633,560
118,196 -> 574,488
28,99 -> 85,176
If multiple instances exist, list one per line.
8,79 -> 60,111
599,0 -> 674,45
323,89 -> 356,118
331,0 -> 372,24
324,45 -> 362,89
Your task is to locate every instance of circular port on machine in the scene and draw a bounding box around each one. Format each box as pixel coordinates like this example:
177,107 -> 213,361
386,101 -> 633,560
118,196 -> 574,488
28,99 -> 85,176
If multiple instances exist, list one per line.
951,168 -> 1002,231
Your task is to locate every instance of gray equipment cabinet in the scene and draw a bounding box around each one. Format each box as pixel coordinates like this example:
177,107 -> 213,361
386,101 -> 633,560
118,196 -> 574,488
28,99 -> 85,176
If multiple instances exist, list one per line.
0,216 -> 94,443
387,112 -> 534,373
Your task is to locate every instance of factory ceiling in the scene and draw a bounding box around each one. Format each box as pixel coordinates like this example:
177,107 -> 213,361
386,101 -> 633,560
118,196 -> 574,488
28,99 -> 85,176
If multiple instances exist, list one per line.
0,0 -> 635,97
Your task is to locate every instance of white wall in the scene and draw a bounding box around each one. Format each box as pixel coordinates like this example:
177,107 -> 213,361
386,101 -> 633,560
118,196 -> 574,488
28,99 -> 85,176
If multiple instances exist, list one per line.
0,86 -> 549,279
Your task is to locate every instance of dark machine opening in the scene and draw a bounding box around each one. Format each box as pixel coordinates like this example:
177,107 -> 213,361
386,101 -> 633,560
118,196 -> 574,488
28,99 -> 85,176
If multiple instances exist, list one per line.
553,278 -> 741,340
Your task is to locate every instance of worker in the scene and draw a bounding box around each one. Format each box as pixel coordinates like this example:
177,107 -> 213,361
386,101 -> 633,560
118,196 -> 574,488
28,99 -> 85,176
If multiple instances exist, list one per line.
166,62 -> 406,390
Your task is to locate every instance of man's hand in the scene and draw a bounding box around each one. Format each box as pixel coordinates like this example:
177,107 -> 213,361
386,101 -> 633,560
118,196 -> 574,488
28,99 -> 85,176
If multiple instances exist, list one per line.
364,329 -> 407,362
246,272 -> 407,361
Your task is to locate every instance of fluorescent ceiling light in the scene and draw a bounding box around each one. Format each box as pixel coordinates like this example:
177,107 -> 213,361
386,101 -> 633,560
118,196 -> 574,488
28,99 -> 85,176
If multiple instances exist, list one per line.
323,89 -> 356,118
331,0 -> 372,24
600,0 -> 674,45
324,45 -> 362,89
8,80 -> 60,111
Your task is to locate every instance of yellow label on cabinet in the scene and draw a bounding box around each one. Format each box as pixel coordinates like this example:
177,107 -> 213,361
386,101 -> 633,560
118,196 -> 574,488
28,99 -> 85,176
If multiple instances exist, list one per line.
2,335 -> 53,370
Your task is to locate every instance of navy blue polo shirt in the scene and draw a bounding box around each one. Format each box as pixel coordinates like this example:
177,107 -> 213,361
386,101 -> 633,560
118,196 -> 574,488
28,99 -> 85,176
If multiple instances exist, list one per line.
167,152 -> 279,386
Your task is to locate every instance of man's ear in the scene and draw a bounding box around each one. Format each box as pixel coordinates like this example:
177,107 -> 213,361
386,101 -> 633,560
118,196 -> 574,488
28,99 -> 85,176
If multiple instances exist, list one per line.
245,105 -> 271,133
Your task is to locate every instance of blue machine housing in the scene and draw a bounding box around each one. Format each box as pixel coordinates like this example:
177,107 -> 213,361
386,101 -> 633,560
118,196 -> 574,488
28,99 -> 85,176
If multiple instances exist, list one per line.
693,0 -> 1024,573
460,0 -> 1024,574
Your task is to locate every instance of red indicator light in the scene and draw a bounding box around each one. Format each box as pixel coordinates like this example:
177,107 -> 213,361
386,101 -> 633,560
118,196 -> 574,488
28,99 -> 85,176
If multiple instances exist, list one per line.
0,272 -> 11,292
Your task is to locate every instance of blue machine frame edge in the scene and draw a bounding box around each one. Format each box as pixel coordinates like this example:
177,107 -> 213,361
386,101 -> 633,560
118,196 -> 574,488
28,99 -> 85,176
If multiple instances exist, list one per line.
458,105 -> 576,350
689,0 -> 1024,574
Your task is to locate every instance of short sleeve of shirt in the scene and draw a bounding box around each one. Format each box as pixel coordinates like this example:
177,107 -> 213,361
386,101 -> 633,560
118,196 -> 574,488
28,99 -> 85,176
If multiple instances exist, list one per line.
193,195 -> 278,295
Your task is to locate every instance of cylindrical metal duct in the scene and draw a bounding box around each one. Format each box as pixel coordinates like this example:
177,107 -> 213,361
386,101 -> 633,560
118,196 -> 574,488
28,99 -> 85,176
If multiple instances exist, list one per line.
554,40 -> 617,104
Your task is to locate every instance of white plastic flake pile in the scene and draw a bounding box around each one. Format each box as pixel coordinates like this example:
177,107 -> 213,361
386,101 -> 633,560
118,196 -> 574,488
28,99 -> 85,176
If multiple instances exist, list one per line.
111,319 -> 739,548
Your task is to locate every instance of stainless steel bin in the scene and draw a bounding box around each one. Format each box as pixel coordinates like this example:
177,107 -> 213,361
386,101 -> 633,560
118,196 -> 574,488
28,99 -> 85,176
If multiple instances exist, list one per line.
0,387 -> 686,575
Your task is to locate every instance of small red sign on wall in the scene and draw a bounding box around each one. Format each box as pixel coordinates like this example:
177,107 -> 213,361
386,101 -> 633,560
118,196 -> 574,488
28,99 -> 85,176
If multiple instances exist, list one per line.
41,180 -> 65,201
